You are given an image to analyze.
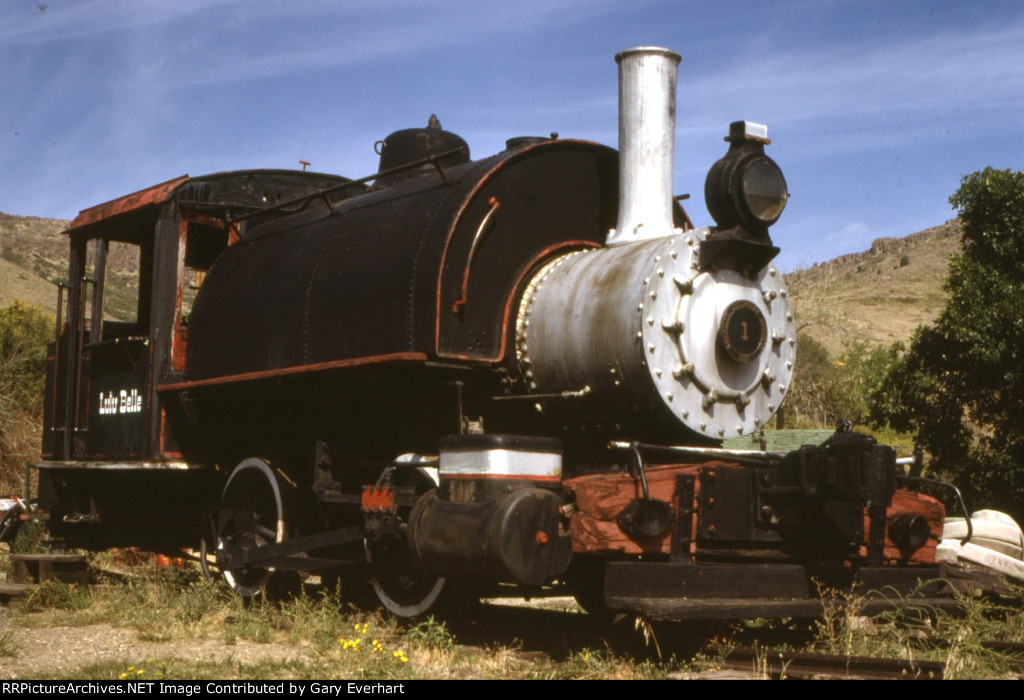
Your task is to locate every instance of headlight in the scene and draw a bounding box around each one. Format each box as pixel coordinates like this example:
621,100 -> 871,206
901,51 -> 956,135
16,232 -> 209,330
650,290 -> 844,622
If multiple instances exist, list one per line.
704,121 -> 788,234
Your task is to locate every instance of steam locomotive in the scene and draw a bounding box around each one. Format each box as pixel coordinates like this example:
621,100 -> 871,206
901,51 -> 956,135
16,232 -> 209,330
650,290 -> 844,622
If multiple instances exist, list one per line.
36,48 -> 964,618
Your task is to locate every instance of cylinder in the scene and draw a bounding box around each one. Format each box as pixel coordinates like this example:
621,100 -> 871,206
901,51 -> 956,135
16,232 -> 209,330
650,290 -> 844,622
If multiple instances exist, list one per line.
407,488 -> 572,586
608,46 -> 682,246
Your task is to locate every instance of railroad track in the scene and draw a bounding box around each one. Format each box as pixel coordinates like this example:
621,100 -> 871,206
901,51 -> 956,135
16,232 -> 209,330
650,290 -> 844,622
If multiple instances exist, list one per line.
451,605 -> 954,679
702,644 -> 945,680
444,598 -> 734,661
444,600 -> 1024,679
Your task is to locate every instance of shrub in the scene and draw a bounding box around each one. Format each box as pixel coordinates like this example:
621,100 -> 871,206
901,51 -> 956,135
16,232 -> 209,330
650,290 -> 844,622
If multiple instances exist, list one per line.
0,301 -> 51,491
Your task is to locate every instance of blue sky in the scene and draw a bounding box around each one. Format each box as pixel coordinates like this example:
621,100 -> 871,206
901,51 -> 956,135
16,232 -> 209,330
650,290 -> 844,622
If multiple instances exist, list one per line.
1,0 -> 1022,270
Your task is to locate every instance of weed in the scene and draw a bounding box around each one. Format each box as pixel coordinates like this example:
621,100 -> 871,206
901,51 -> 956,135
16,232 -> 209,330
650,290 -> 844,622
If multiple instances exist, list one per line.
546,647 -> 653,680
404,615 -> 454,651
17,656 -> 322,681
335,619 -> 410,668
22,580 -> 91,613
283,587 -> 355,653
118,659 -> 172,680
6,563 -> 1024,680
753,643 -> 769,679
550,647 -> 606,679
173,579 -> 229,625
634,656 -> 681,680
11,519 -> 47,554
805,579 -> 1024,679
223,596 -> 278,644
0,627 -> 20,657
633,615 -> 661,659
935,591 -> 1024,679
813,580 -> 866,656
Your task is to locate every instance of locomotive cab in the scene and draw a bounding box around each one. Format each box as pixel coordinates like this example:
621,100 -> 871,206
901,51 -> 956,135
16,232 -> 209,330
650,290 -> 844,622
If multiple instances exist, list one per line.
38,170 -> 358,548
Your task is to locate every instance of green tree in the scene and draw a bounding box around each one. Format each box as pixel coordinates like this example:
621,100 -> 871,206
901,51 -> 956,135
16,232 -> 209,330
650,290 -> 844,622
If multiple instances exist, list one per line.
785,334 -> 833,428
0,301 -> 51,414
0,301 -> 51,488
785,335 -> 901,429
833,340 -> 903,424
873,168 -> 1024,518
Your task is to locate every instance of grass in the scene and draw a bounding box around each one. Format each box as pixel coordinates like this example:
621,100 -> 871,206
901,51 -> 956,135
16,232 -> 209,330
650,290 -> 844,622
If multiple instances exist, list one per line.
0,628 -> 20,658
797,580 -> 1024,679
3,555 -> 1024,679
20,580 -> 92,614
12,657 -> 321,681
0,556 -> 642,679
0,562 -> 688,680
404,616 -> 454,651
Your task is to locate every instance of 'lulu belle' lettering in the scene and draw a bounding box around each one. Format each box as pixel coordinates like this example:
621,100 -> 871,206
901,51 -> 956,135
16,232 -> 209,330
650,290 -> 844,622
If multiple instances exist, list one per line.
98,388 -> 143,415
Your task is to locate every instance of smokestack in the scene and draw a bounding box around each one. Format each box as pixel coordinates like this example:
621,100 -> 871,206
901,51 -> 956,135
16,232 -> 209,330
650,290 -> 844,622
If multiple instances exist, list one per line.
607,46 -> 681,247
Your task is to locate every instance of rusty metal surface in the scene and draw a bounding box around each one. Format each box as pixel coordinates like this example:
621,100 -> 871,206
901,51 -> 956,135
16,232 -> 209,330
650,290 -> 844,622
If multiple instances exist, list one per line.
161,352 -> 429,392
68,175 -> 189,231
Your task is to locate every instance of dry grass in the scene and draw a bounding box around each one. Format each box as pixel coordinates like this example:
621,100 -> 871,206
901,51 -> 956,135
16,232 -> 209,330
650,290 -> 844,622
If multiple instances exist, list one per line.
0,409 -> 41,496
5,559 -> 1024,679
2,561 -> 682,680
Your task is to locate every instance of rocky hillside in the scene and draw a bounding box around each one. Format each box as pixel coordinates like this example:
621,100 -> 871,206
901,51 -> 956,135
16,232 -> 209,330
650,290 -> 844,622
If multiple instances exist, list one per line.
0,212 -> 69,313
785,220 -> 961,353
1,212 -> 141,318
0,211 -> 963,353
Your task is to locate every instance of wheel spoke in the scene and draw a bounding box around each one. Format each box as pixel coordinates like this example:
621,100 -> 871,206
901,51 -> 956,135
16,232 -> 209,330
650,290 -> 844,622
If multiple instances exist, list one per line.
255,524 -> 277,542
217,457 -> 285,597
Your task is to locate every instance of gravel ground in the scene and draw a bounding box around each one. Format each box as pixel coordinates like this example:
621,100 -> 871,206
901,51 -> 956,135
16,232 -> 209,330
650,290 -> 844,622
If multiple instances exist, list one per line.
0,617 -> 312,679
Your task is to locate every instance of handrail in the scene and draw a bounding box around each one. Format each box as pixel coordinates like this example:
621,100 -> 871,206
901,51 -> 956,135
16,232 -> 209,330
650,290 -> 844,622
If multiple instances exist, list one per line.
226,146 -> 468,225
